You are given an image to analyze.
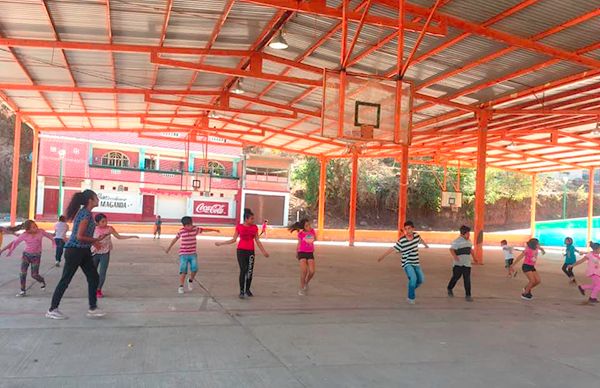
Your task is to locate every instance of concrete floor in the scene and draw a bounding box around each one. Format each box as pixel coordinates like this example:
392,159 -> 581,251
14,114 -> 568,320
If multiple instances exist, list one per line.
0,237 -> 598,388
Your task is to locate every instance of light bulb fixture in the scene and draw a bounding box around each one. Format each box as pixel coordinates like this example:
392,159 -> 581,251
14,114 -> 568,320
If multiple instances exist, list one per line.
269,30 -> 289,50
231,79 -> 245,95
208,111 -> 220,119
592,120 -> 600,136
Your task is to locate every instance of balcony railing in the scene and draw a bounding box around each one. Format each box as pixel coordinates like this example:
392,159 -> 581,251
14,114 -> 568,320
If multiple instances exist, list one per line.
89,163 -> 238,179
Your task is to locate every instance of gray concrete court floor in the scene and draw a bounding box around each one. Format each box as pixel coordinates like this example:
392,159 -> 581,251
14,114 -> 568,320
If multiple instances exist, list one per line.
0,237 -> 598,388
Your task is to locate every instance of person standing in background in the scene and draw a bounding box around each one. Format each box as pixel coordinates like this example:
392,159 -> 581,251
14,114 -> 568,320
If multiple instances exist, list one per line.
54,215 -> 69,267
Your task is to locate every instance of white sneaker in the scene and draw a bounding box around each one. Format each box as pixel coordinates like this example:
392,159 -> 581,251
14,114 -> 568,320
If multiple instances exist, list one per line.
55,261 -> 60,267
186,278 -> 193,291
298,289 -> 306,296
16,290 -> 26,297
46,309 -> 68,320
178,286 -> 184,294
86,308 -> 106,318
407,298 -> 416,305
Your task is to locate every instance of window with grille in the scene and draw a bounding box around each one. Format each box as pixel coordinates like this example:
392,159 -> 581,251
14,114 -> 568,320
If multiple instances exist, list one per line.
101,151 -> 130,168
208,161 -> 226,176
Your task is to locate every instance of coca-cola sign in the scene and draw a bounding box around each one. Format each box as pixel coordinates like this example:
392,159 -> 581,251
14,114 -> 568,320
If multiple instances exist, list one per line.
193,201 -> 230,217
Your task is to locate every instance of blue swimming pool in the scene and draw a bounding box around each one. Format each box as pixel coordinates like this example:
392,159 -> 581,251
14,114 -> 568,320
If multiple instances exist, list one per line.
535,217 -> 600,247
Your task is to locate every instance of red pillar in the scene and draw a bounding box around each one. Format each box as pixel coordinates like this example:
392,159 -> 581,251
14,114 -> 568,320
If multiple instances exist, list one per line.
530,174 -> 537,238
10,114 -> 22,226
29,130 -> 39,220
473,110 -> 490,263
397,145 -> 409,237
588,168 -> 595,244
348,150 -> 358,246
317,157 -> 327,240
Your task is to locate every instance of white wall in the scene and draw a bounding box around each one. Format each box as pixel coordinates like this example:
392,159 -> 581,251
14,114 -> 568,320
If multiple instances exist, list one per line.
156,196 -> 188,219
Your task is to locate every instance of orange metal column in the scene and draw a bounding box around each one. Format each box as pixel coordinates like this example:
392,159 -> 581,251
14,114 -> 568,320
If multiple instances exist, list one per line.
10,114 -> 22,226
587,168 -> 595,244
348,149 -> 358,246
28,129 -> 39,220
397,144 -> 409,237
530,174 -> 537,238
473,110 -> 490,263
317,157 -> 327,240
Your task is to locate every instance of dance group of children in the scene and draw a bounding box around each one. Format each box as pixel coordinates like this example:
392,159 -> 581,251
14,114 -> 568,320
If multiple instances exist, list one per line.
1,188 -> 599,320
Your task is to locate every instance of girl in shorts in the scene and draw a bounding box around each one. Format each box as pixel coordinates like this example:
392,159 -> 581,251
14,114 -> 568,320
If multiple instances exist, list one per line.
511,238 -> 545,300
289,218 -> 316,296
562,237 -> 582,284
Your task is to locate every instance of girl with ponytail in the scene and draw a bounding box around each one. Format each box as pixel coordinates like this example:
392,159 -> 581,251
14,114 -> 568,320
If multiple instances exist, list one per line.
288,218 -> 316,295
46,189 -> 109,320
216,208 -> 269,299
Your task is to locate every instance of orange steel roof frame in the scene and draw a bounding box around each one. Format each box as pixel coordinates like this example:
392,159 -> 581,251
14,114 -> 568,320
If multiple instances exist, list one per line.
1,0 -> 600,174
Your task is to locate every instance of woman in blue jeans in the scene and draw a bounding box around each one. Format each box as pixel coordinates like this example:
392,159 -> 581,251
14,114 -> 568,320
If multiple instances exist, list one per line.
378,221 -> 429,304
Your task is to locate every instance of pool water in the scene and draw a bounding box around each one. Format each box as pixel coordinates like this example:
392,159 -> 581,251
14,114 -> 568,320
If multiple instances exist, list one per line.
536,217 -> 600,247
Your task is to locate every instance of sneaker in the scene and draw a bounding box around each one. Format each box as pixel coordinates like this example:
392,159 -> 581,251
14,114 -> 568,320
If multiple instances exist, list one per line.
178,286 -> 184,294
245,290 -> 253,297
447,289 -> 454,297
239,292 -> 246,299
407,298 -> 415,305
298,289 -> 306,296
186,278 -> 193,291
96,289 -> 103,298
55,261 -> 60,267
41,282 -> 46,290
588,298 -> 598,304
465,296 -> 473,302
86,308 -> 106,318
304,283 -> 309,292
521,293 -> 533,301
45,309 -> 68,320
16,290 -> 26,297
578,285 -> 586,296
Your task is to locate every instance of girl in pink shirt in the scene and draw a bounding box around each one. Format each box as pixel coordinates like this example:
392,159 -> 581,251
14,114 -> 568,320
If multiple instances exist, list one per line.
216,208 -> 269,299
0,220 -> 55,296
511,238 -> 545,301
92,213 -> 139,298
569,242 -> 600,303
288,218 -> 316,296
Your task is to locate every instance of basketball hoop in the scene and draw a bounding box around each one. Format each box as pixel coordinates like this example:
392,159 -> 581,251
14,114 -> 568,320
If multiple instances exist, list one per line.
321,70 -> 413,145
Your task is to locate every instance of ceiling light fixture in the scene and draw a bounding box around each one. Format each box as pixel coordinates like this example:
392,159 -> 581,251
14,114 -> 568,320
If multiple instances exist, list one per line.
208,111 -> 220,119
269,30 -> 289,50
231,79 -> 245,95
592,118 -> 600,136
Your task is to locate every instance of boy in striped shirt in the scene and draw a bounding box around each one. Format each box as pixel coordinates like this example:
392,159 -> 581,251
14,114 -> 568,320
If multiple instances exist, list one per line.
166,216 -> 220,294
378,221 -> 429,304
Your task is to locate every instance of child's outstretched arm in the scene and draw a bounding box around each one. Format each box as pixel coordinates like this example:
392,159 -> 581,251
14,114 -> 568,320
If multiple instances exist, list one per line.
377,246 -> 396,262
1,234 -> 25,256
255,235 -> 269,257
569,255 -> 588,269
202,228 -> 220,233
110,227 -> 139,240
510,251 -> 525,269
215,230 -> 238,246
420,237 -> 430,249
41,230 -> 57,247
165,235 -> 179,253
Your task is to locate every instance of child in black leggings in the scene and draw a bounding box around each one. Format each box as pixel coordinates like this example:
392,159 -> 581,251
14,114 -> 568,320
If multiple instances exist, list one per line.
216,208 -> 269,298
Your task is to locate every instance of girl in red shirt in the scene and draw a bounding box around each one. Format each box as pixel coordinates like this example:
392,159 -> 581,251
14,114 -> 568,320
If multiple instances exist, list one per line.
216,208 -> 269,298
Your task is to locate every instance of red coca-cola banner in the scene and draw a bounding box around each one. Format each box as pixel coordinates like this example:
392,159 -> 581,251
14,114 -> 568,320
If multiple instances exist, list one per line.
193,201 -> 230,217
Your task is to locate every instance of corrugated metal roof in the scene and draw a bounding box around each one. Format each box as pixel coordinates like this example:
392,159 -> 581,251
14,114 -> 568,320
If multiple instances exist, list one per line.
0,0 -> 599,172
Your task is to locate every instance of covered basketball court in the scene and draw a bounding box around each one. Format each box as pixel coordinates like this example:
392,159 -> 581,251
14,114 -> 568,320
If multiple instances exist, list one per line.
1,1 -> 600,386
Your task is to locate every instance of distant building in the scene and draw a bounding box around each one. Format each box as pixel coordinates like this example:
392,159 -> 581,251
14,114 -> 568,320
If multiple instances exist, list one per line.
35,132 -> 292,225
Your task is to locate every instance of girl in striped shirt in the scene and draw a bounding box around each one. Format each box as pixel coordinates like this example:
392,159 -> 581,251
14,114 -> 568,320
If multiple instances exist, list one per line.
378,221 -> 429,304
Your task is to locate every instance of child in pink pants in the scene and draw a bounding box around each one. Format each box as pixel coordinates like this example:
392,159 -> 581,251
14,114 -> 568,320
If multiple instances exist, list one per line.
569,242 -> 600,303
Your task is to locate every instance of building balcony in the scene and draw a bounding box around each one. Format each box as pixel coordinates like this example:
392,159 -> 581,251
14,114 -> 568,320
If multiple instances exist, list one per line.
89,164 -> 239,188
